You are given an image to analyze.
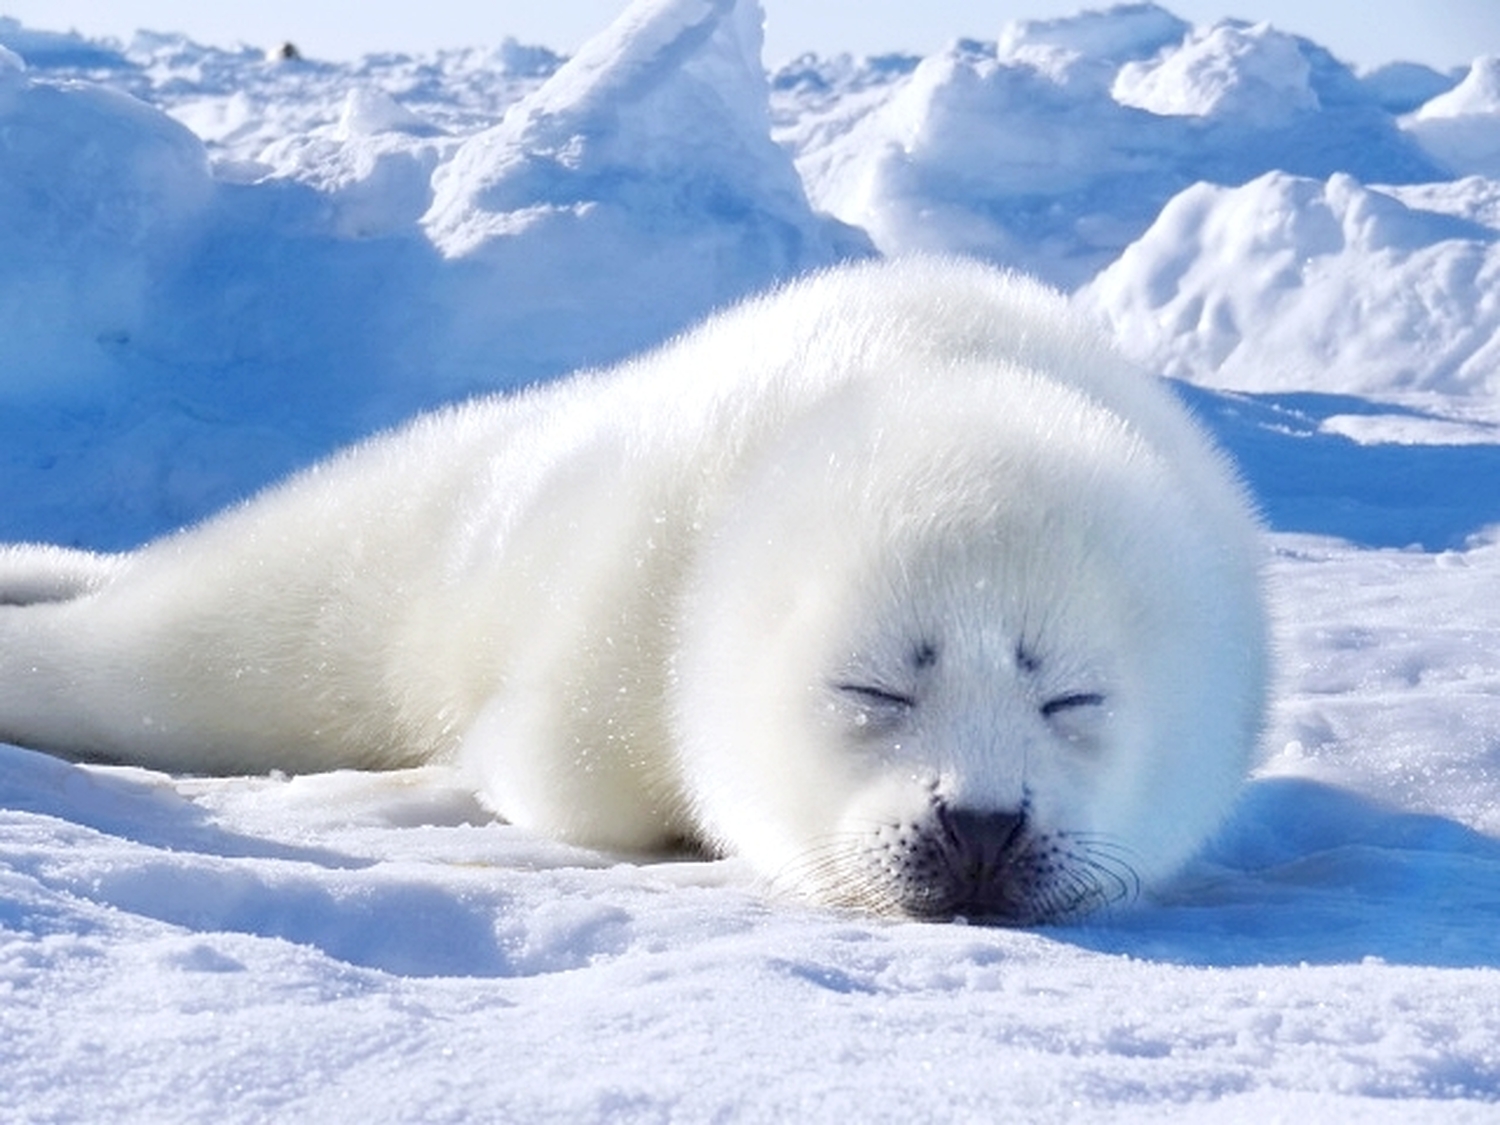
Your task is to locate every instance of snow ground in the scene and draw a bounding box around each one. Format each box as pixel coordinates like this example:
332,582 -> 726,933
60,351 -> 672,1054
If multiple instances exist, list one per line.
5,533 -> 1500,1121
2,0 -> 1499,1119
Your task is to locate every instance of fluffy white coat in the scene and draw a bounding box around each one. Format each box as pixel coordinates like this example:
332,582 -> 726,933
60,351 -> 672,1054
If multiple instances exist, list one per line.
0,258 -> 1268,921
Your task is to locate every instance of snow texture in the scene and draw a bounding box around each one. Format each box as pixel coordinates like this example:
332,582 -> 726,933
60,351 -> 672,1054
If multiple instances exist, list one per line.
1081,171 -> 1500,400
3,0 -> 1500,1119
779,6 -> 1440,290
0,0 -> 868,548
1404,56 -> 1500,177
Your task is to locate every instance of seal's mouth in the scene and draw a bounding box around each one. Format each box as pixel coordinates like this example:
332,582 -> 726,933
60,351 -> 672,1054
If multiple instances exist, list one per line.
796,800 -> 1141,925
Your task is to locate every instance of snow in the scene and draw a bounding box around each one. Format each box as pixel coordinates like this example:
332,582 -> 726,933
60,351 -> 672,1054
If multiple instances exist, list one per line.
779,4 -> 1440,290
1361,60 -> 1462,116
3,0 -> 1500,1118
1111,20 -> 1322,125
1404,56 -> 1500,178
1080,171 -> 1500,400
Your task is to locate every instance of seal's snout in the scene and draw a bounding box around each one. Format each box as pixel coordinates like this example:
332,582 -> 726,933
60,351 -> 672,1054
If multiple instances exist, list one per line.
894,802 -> 1038,922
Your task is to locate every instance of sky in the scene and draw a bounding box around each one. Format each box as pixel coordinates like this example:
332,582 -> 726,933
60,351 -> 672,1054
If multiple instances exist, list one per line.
1,0 -> 1494,74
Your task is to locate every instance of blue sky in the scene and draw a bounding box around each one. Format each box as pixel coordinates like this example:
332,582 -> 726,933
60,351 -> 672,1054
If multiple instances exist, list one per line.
2,0 -> 1493,73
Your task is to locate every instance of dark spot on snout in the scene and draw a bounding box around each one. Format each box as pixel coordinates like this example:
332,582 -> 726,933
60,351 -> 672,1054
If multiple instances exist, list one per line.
910,640 -> 939,670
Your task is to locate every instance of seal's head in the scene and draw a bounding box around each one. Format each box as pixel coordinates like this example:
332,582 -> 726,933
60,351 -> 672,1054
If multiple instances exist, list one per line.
672,364 -> 1265,923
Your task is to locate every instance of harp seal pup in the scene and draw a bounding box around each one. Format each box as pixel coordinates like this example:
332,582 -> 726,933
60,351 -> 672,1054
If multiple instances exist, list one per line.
0,257 -> 1267,923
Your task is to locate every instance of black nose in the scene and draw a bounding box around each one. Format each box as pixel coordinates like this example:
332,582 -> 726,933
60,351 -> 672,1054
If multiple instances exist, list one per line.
940,806 -> 1025,859
938,805 -> 1027,881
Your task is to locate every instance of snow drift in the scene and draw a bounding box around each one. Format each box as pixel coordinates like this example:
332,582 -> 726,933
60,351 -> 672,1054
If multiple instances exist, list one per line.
420,0 -> 870,368
1082,170 -> 1500,399
1404,54 -> 1500,177
783,7 -> 1442,289
0,0 -> 867,548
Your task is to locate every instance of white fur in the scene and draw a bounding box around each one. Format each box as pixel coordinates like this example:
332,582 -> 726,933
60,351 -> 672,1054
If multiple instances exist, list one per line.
0,258 -> 1268,919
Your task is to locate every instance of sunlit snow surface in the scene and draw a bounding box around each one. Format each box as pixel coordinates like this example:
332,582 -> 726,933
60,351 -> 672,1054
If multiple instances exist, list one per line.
3,1 -> 1500,1119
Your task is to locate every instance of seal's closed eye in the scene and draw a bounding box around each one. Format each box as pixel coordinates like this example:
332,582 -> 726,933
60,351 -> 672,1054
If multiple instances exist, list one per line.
833,683 -> 916,710
1039,692 -> 1105,719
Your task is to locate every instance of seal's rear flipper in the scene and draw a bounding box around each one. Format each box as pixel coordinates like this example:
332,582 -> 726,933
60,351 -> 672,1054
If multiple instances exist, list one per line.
0,545 -> 122,605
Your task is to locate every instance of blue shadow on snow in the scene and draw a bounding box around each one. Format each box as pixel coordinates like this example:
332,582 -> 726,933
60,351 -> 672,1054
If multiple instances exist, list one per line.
0,744 -> 523,977
1177,383 -> 1500,551
1060,777 -> 1500,969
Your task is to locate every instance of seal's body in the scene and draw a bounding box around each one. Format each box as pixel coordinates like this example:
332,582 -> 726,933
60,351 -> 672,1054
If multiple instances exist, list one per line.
0,258 -> 1267,922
